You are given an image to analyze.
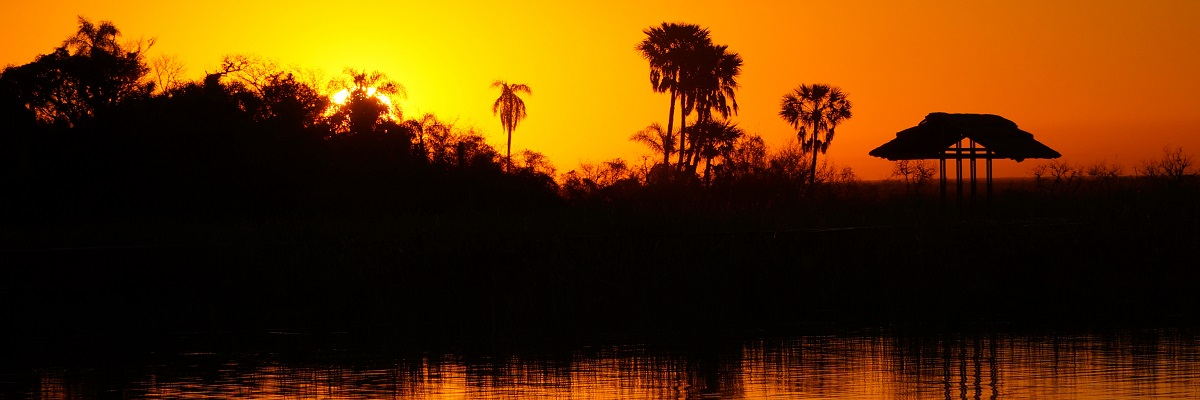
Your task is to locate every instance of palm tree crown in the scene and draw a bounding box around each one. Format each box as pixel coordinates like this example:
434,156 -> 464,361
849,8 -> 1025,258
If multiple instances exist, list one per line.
638,23 -> 710,96
682,44 -> 742,126
491,80 -> 531,171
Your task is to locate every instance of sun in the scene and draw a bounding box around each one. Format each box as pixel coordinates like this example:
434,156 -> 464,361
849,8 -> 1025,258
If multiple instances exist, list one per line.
328,87 -> 399,119
331,89 -> 350,105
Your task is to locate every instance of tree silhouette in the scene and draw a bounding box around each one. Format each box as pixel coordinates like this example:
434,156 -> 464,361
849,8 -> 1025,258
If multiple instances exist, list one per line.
630,122 -> 674,167
517,149 -> 556,177
637,23 -> 711,170
62,17 -> 123,57
491,80 -> 531,172
149,54 -> 186,94
329,68 -> 405,136
779,84 -> 852,184
721,134 -> 768,182
405,113 -> 445,161
62,17 -> 154,118
679,44 -> 741,172
421,115 -> 457,165
256,72 -> 329,131
891,160 -> 936,194
2,16 -> 152,127
686,118 -> 744,183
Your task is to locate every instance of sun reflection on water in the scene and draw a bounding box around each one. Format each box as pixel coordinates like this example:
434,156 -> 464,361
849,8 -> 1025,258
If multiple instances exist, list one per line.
19,330 -> 1200,400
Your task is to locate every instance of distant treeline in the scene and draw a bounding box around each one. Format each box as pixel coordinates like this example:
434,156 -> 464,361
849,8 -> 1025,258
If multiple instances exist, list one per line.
0,18 -> 564,222
0,18 -> 851,223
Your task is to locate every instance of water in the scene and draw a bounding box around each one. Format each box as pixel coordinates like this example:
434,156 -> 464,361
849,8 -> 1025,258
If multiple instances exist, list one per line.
4,328 -> 1198,399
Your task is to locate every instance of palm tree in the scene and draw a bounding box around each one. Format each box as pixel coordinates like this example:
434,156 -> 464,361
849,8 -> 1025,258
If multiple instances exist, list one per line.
686,118 -> 744,183
629,122 -> 674,166
45,17 -> 152,123
405,113 -> 444,161
62,16 -> 121,57
779,84 -> 853,184
491,80 -> 531,172
679,44 -> 742,171
637,23 -> 711,170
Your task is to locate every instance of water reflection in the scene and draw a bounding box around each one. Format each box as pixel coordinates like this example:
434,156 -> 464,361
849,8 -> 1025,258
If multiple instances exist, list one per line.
12,329 -> 1200,399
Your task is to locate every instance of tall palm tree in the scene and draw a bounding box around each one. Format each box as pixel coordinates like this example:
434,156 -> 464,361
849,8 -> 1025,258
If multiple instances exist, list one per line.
679,44 -> 742,171
491,80 -> 531,172
629,122 -> 674,166
637,23 -> 711,170
779,84 -> 853,184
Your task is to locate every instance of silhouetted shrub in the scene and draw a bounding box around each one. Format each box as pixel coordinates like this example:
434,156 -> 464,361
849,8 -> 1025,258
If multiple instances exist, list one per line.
1032,161 -> 1083,194
1138,147 -> 1196,187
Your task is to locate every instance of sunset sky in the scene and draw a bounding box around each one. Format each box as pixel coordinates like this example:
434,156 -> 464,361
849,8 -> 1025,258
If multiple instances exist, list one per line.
3,1 -> 1198,179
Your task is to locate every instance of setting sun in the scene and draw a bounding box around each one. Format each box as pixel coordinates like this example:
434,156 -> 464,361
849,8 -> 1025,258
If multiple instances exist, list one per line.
331,89 -> 350,105
329,87 -> 397,118
331,87 -> 393,107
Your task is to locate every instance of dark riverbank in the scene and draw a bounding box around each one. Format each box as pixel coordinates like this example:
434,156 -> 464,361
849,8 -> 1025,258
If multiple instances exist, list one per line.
3,179 -> 1198,356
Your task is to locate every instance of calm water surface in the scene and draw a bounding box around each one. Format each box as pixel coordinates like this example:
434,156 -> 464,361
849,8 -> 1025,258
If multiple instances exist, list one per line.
5,328 -> 1198,399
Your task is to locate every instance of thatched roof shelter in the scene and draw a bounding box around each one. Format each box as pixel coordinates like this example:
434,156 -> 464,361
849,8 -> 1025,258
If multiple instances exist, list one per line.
870,113 -> 1060,162
870,112 -> 1061,206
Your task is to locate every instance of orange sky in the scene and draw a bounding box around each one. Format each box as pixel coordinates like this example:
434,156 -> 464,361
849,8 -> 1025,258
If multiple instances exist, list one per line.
3,1 -> 1199,179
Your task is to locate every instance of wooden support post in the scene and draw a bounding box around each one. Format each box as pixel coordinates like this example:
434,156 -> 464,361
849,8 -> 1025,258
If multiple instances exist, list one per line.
955,141 -> 963,207
986,153 -> 993,208
970,140 -> 977,208
940,157 -> 947,207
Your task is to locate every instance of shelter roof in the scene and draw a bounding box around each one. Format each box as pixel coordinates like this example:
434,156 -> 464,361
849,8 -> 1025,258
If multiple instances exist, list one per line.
869,113 -> 1060,161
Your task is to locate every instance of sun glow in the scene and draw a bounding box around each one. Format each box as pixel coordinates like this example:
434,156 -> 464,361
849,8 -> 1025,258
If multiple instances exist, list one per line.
328,87 -> 398,119
330,87 -> 393,107
331,89 -> 349,105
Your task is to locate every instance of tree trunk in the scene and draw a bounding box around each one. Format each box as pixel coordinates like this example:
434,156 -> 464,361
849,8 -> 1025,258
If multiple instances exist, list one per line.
418,133 -> 426,162
665,88 -> 676,167
687,134 -> 700,174
677,107 -> 687,173
456,141 -> 466,168
686,114 -> 705,174
810,127 -> 819,185
703,156 -> 712,186
506,127 -> 512,173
